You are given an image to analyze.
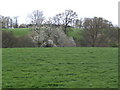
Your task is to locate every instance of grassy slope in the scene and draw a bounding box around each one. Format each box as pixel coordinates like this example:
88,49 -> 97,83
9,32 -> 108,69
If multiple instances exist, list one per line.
2,28 -> 31,37
67,28 -> 83,40
2,27 -> 81,38
2,47 -> 118,88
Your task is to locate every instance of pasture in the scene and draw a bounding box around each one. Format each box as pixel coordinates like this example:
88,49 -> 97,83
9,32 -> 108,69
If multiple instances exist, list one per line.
2,47 -> 118,88
67,28 -> 82,40
1,28 -> 31,37
2,27 -> 82,38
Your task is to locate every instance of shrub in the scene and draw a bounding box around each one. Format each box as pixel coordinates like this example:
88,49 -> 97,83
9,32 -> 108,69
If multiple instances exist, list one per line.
2,31 -> 17,48
15,36 -> 35,47
19,24 -> 27,28
2,30 -> 35,48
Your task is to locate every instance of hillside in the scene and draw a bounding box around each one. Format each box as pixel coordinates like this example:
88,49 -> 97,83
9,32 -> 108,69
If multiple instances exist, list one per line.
1,28 -> 31,37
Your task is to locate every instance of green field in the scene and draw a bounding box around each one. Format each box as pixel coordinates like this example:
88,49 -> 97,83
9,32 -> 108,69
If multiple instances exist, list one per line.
2,28 -> 31,37
67,28 -> 82,39
2,27 -> 82,38
2,47 -> 118,88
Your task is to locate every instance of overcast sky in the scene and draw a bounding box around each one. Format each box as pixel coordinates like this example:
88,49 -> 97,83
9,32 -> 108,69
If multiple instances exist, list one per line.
0,0 -> 119,26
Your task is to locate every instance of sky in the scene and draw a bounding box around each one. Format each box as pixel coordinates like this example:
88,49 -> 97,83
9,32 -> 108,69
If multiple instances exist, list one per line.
0,0 -> 119,26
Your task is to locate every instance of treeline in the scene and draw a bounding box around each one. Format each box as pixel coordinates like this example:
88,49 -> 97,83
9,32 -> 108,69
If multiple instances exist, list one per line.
0,15 -> 19,28
1,9 -> 119,48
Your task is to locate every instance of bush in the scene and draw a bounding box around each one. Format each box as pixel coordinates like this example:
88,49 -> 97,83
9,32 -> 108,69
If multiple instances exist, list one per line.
2,30 -> 35,48
19,24 -> 27,28
2,31 -> 17,48
15,36 -> 35,47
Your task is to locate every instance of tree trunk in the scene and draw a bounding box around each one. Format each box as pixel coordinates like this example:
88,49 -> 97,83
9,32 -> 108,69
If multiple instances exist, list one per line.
64,24 -> 68,34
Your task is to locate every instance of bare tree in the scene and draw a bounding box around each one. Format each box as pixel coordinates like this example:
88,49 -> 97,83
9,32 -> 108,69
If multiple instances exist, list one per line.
74,18 -> 83,28
10,18 -> 13,28
45,17 -> 53,26
82,17 -> 114,47
53,14 -> 62,25
28,10 -> 45,47
0,15 -> 2,29
29,10 -> 44,25
0,15 -> 14,29
1,16 -> 6,28
62,10 -> 78,33
5,17 -> 12,28
13,16 -> 18,28
0,16 -> 9,28
54,9 -> 78,34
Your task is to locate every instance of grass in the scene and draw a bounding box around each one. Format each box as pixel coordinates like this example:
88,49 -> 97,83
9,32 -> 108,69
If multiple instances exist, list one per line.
2,27 -> 82,39
2,47 -> 118,88
2,28 -> 31,37
67,28 -> 83,40
0,48 -> 2,89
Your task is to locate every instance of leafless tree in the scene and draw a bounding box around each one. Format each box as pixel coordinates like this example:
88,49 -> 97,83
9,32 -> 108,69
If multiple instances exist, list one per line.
53,14 -> 62,25
0,15 -> 2,29
1,16 -> 6,28
9,18 -> 13,28
54,9 -> 78,34
62,9 -> 78,33
74,18 -> 83,28
13,16 -> 18,28
0,15 -> 14,28
29,10 -> 44,25
82,17 -> 114,47
4,17 -> 12,28
0,16 -> 8,28
28,10 -> 45,47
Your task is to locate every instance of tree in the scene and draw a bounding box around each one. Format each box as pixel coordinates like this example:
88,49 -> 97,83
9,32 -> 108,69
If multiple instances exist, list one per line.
4,16 -> 12,28
54,9 -> 78,34
1,16 -> 6,28
74,18 -> 83,28
62,9 -> 78,33
9,18 -> 13,28
82,17 -> 114,47
53,14 -> 62,25
0,15 -> 14,28
0,15 -> 2,28
0,16 -> 9,28
28,10 -> 45,47
29,10 -> 44,25
13,16 -> 18,28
